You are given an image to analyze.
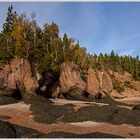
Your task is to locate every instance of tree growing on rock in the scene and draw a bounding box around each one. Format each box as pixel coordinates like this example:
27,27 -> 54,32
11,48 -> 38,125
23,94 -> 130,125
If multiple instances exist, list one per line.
0,5 -> 140,82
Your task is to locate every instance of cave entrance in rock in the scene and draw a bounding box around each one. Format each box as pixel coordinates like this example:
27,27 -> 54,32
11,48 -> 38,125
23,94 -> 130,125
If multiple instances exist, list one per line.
84,91 -> 89,98
11,89 -> 22,100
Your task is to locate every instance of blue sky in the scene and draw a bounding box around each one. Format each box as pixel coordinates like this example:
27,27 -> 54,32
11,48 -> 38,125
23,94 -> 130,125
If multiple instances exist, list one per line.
0,2 -> 140,57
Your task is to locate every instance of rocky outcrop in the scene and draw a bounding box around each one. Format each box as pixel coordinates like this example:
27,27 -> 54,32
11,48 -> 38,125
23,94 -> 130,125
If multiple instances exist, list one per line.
3,58 -> 138,101
0,58 -> 39,98
59,63 -> 114,100
86,67 -> 113,99
86,68 -> 100,96
0,120 -> 47,138
0,120 -> 16,138
98,69 -> 113,94
59,61 -> 86,99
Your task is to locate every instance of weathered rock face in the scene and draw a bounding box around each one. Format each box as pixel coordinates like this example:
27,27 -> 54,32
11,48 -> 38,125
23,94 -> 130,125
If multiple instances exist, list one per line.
86,67 -> 113,99
113,71 -> 132,83
121,87 -> 140,98
87,68 -> 100,96
98,69 -> 113,94
59,63 -> 114,100
59,61 -> 86,98
0,58 -> 39,98
110,90 -> 124,99
0,65 -> 11,90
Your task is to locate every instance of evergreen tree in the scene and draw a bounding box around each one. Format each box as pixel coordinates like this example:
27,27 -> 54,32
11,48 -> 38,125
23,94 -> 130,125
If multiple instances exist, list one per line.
62,33 -> 71,60
0,5 -> 17,61
0,5 -> 140,81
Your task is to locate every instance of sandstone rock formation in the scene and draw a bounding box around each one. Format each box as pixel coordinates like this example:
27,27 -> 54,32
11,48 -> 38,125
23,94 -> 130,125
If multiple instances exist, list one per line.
1,58 -> 138,101
86,68 -> 100,96
121,87 -> 140,98
59,61 -> 86,98
0,58 -> 39,98
86,67 -> 113,99
98,69 -> 113,94
113,71 -> 132,83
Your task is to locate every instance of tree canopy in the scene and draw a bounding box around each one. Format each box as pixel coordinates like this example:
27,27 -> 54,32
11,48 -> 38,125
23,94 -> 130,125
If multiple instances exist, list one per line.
0,6 -> 140,80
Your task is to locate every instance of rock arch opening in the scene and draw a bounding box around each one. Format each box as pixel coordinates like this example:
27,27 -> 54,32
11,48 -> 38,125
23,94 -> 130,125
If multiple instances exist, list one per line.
11,89 -> 22,100
11,82 -> 24,100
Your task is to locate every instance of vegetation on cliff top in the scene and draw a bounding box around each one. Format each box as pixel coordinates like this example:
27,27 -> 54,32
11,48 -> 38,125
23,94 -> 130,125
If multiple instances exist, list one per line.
0,6 -> 140,80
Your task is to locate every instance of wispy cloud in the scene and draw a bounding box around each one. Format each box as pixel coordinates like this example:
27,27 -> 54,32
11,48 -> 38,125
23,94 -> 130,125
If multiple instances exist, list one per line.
0,2 -> 140,57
